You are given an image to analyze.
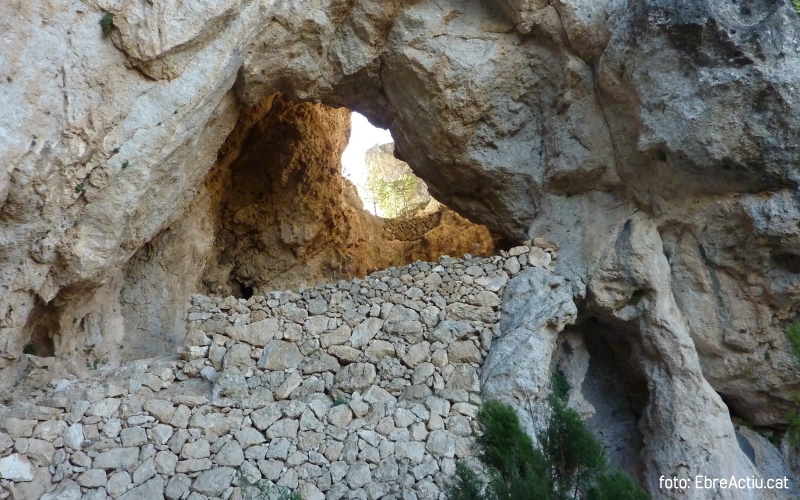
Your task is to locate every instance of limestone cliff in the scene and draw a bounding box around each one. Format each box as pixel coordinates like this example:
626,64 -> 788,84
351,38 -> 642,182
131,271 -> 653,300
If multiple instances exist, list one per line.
2,0 -> 800,497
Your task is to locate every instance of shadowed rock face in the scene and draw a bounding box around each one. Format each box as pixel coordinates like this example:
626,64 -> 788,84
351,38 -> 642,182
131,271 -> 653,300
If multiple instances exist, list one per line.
2,0 -> 800,495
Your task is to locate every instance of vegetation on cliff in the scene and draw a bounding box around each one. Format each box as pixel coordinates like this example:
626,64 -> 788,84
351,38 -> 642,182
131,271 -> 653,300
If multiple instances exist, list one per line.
447,374 -> 649,500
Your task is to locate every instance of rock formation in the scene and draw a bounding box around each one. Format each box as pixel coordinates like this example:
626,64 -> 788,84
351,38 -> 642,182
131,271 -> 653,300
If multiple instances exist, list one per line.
2,0 -> 800,497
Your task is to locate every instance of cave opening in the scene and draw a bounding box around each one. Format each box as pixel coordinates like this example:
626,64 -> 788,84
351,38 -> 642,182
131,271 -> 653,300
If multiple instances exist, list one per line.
20,298 -> 57,358
197,94 -> 499,299
558,318 -> 648,482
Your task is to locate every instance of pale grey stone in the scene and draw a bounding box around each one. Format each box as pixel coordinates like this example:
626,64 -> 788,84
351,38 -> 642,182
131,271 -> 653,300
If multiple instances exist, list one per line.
150,424 -> 174,445
335,363 -> 376,392
120,426 -> 147,448
350,318 -> 384,348
169,405 -> 192,428
411,460 -> 439,480
257,340 -> 303,370
362,385 -> 396,404
174,458 -> 212,473
401,342 -> 430,368
82,488 -> 108,500
274,370 -> 303,400
258,459 -> 284,481
320,325 -> 351,348
94,448 -> 140,471
105,472 -> 131,497
327,405 -> 353,429
32,419 -> 66,441
302,353 -> 341,374
142,399 -> 175,424
345,462 -> 372,489
383,305 -> 423,337
307,297 -> 329,315
425,430 -> 455,458
251,404 -> 282,431
411,363 -> 436,385
77,469 -> 107,488
304,315 -> 330,335
266,419 -> 299,439
214,439 -> 244,466
102,419 -> 122,439
180,439 -> 210,459
365,339 -> 395,359
63,423 -> 85,450
0,453 -> 34,481
328,345 -> 362,363
119,476 -> 164,500
165,474 -> 191,500
447,341 -> 482,363
393,408 -> 416,428
41,480 -> 81,500
235,427 -> 266,448
226,318 -> 277,347
154,451 -> 178,475
87,399 -> 121,418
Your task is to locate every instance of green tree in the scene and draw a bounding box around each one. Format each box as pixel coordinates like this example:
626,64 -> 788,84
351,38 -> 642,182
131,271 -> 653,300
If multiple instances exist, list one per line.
365,163 -> 420,218
785,322 -> 800,445
446,374 -> 650,500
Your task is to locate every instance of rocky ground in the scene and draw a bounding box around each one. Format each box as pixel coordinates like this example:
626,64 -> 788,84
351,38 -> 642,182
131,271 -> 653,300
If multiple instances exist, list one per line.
0,245 -> 554,500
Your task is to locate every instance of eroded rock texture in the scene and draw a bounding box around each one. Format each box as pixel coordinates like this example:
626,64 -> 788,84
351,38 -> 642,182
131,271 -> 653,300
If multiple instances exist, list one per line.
2,0 -> 800,497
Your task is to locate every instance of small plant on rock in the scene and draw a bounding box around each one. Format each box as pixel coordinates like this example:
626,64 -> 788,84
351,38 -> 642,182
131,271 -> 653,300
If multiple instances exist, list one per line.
236,470 -> 302,500
100,12 -> 114,38
22,343 -> 37,355
785,322 -> 800,445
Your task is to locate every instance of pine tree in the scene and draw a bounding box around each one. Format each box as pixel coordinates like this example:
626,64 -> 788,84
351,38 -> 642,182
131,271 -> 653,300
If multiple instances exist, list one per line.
446,374 -> 650,500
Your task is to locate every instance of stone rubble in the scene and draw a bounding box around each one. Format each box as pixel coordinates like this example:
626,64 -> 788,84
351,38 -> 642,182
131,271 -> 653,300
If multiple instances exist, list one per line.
0,245 -> 555,500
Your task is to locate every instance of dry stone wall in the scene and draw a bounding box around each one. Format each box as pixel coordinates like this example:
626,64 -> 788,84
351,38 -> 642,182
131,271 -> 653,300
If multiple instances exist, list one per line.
0,246 -> 556,500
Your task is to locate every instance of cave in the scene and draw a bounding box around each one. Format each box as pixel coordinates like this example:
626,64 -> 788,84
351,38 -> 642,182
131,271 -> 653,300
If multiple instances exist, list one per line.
3,0 -> 800,497
104,94 -> 501,362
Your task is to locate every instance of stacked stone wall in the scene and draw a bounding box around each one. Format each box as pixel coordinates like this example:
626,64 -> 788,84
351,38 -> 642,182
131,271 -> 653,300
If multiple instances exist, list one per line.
0,245 -> 556,500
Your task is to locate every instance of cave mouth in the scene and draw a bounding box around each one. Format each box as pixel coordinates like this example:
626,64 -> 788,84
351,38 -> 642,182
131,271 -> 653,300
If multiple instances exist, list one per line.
559,318 -> 649,482
198,94 -> 500,299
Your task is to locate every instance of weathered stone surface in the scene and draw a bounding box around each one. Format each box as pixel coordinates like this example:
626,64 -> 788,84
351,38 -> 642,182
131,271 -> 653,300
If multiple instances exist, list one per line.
94,448 -> 140,471
258,341 -> 304,371
350,318 -> 384,348
119,476 -> 165,500
226,318 -> 277,347
384,306 -> 424,337
0,453 -> 35,481
335,363 -> 377,392
192,467 -> 236,496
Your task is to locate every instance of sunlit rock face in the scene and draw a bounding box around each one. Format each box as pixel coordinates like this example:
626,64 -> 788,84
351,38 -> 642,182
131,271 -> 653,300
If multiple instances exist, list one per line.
2,0 -> 800,496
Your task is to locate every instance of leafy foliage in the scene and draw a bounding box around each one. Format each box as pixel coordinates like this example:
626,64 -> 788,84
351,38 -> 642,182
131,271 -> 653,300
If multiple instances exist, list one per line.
786,322 -> 800,445
786,322 -> 800,365
100,13 -> 114,38
446,374 -> 650,500
237,470 -> 302,500
365,165 -> 420,218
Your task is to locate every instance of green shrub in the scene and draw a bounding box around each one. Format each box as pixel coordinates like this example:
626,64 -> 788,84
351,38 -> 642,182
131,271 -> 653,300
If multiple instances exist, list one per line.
786,322 -> 800,445
100,13 -> 114,38
237,471 -> 302,500
446,374 -> 650,500
786,322 -> 800,364
22,343 -> 37,356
